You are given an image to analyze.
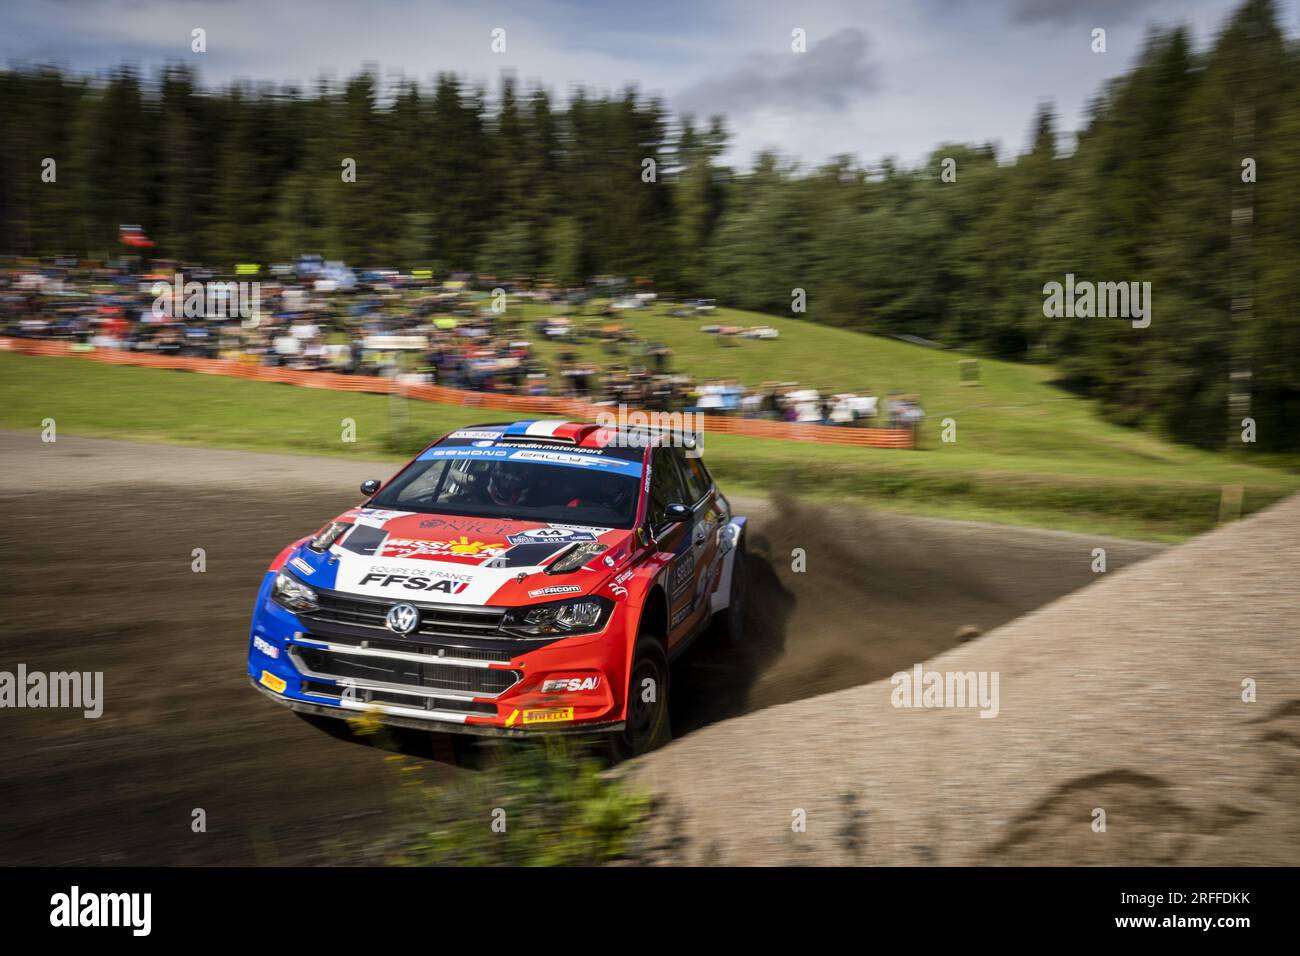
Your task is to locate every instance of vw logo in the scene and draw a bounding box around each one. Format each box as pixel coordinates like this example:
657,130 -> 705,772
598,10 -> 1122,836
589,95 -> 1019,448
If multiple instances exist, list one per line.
385,603 -> 419,635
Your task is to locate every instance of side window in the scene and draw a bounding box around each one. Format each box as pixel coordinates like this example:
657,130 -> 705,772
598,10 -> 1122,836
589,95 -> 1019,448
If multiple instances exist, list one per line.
392,461 -> 449,505
648,447 -> 688,529
674,448 -> 711,503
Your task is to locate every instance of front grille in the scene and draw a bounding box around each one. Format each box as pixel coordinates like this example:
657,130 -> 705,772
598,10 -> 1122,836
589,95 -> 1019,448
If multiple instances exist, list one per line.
304,591 -> 508,641
321,633 -> 515,664
292,645 -> 521,697
301,680 -> 498,715
306,594 -> 387,629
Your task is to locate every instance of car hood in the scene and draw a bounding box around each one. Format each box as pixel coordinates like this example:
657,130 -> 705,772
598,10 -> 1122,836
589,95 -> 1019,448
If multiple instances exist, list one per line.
285,507 -> 635,606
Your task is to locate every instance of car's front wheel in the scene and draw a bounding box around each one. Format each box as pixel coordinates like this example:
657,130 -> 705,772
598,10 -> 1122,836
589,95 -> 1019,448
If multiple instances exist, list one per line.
610,634 -> 671,759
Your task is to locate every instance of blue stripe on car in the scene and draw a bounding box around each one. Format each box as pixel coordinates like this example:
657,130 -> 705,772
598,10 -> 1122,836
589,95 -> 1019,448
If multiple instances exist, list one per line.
417,445 -> 644,477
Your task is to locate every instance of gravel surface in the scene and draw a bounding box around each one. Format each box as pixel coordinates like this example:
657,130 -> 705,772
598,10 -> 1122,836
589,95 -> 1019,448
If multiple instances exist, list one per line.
1,430 -> 1204,865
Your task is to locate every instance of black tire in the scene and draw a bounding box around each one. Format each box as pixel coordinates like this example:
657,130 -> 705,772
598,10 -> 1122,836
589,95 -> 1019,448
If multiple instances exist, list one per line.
610,635 -> 671,759
719,537 -> 747,645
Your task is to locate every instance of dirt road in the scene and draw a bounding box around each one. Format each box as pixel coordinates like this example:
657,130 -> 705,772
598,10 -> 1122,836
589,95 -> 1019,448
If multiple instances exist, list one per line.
0,432 -> 1161,864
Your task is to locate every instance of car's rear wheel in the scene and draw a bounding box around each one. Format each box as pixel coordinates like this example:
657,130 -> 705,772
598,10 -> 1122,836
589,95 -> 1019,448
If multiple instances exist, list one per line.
610,635 -> 671,759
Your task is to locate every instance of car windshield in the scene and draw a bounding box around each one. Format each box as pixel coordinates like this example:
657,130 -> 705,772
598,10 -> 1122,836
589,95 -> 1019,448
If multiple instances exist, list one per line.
368,453 -> 642,528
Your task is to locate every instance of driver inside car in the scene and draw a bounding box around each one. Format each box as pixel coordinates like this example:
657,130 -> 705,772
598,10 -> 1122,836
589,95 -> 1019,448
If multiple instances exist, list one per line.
486,461 -> 535,507
443,462 -> 542,508
442,461 -> 632,519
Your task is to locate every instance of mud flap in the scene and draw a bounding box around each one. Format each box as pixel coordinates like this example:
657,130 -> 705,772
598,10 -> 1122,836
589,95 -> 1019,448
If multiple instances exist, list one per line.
710,517 -> 746,614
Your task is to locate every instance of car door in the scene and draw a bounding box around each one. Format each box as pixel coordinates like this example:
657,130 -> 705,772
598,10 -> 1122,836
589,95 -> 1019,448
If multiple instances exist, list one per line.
673,447 -> 722,632
646,445 -> 696,652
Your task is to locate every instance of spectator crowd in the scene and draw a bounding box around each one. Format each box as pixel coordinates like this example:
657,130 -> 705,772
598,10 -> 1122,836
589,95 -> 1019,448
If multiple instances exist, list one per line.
1,259 -> 923,433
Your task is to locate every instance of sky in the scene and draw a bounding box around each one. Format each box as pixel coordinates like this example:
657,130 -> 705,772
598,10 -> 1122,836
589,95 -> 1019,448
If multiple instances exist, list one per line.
1,0 -> 1289,169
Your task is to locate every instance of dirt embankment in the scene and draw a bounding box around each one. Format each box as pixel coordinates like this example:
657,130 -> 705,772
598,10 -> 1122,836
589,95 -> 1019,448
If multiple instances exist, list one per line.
630,493 -> 1300,866
670,494 -> 1159,734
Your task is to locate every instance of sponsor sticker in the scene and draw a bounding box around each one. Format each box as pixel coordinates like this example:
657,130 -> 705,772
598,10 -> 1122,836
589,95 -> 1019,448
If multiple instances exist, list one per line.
510,450 -> 616,468
352,508 -> 412,530
448,430 -> 504,441
528,584 -> 583,598
504,442 -> 608,456
289,556 -> 315,576
418,517 -> 518,536
358,573 -> 470,594
420,446 -> 642,476
355,509 -> 410,522
541,677 -> 601,693
363,564 -> 473,583
421,447 -> 509,460
259,670 -> 287,694
670,551 -> 696,596
608,568 -> 634,599
522,707 -> 575,725
381,537 -> 508,564
508,527 -> 597,546
252,636 -> 280,659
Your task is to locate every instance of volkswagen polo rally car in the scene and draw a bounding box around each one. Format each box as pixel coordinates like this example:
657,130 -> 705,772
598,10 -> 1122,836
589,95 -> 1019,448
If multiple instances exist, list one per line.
247,420 -> 746,755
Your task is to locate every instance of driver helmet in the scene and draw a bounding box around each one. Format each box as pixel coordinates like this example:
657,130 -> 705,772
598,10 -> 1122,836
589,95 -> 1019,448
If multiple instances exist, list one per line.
487,462 -> 529,506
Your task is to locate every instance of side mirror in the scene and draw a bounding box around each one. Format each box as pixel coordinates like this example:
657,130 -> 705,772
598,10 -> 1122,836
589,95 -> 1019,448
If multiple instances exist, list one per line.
360,479 -> 381,497
664,503 -> 692,523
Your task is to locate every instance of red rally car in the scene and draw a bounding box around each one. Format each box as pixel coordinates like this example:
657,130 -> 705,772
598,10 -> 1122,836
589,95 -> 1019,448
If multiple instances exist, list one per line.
247,419 -> 747,755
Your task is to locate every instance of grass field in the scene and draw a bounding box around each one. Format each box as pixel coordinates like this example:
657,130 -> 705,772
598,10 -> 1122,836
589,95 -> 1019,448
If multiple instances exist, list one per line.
505,300 -> 1281,466
4,349 -> 1296,542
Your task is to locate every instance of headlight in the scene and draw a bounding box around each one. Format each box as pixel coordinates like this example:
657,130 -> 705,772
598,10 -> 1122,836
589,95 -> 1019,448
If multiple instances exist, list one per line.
499,596 -> 613,638
272,570 -> 319,611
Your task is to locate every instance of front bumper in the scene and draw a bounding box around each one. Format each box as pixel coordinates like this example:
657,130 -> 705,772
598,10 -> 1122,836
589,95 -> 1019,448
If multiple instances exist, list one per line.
251,680 -> 625,738
247,574 -> 634,736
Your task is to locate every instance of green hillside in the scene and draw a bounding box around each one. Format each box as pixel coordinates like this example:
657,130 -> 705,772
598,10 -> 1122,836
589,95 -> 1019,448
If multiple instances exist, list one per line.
2,347 -> 1295,542
508,300 -> 1289,473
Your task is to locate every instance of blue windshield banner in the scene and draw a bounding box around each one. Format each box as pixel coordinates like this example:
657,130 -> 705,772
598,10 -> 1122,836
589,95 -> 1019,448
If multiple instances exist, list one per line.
418,446 -> 644,478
